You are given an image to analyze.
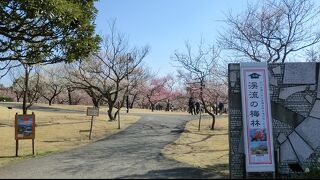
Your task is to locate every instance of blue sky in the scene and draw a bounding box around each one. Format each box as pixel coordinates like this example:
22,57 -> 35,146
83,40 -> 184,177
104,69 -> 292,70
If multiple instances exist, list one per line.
94,0 -> 250,76
0,0 -> 251,86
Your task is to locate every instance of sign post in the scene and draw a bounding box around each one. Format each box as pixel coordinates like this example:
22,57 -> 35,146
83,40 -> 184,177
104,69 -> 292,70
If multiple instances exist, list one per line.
117,101 -> 121,129
89,115 -> 94,140
240,62 -> 275,174
87,107 -> 99,140
15,112 -> 35,156
198,107 -> 202,131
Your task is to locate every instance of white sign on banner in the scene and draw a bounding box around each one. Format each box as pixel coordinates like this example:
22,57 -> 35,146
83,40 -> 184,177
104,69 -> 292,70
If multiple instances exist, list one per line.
240,62 -> 275,172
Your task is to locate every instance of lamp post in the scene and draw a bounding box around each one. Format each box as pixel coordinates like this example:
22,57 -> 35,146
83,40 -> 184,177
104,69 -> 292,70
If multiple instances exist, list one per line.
126,53 -> 133,113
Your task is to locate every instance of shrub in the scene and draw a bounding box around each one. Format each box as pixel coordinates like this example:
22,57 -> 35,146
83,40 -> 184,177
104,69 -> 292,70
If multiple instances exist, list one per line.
0,96 -> 14,102
290,167 -> 320,179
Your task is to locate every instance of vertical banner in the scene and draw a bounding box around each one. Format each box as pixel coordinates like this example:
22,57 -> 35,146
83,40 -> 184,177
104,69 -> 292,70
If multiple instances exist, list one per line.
240,62 -> 275,172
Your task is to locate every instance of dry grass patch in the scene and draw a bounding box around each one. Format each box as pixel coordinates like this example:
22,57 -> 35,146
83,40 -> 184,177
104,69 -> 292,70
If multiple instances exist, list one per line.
162,115 -> 229,177
0,104 -> 140,167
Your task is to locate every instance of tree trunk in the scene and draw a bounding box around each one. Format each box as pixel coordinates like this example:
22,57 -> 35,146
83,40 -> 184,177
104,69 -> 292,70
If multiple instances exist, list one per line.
107,99 -> 116,121
211,116 -> 215,130
48,99 -> 52,106
22,65 -> 29,115
91,96 -> 100,108
199,83 -> 215,130
130,94 -> 137,109
215,97 -> 218,115
93,99 -> 100,108
114,109 -> 119,121
107,107 -> 114,121
151,103 -> 154,112
67,87 -> 72,105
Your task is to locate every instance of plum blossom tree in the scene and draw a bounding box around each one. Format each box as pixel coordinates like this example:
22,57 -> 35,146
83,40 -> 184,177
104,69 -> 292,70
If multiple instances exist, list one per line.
65,21 -> 150,121
145,75 -> 176,112
39,66 -> 65,105
172,39 -> 226,130
10,65 -> 42,114
127,67 -> 151,109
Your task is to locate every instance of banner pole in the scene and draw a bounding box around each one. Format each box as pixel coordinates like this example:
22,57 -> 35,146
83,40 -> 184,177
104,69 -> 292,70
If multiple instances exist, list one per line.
16,140 -> 19,157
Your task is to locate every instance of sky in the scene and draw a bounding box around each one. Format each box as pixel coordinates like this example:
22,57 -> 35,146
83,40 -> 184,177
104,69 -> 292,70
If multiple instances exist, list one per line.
94,0 -> 250,77
0,0 -> 251,86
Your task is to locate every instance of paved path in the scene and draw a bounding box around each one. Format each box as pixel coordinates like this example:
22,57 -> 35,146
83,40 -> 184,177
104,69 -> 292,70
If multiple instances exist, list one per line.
0,113 -> 220,179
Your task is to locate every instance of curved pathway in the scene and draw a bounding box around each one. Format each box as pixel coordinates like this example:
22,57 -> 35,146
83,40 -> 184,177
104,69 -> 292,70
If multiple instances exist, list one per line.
0,113 -> 219,179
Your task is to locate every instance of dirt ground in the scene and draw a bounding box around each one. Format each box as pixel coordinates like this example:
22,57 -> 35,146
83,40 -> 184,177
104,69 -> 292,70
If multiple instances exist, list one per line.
162,115 -> 229,177
0,103 -> 140,167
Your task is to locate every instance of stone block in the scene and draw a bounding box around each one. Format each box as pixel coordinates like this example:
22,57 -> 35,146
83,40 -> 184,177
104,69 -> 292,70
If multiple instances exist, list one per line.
238,132 -> 244,153
277,133 -> 287,144
305,94 -> 313,104
279,86 -> 307,100
229,64 -> 240,70
272,66 -> 282,75
317,69 -> 320,98
230,71 -> 237,82
271,102 -> 304,128
280,140 -> 298,162
288,131 -> 314,162
269,90 -> 273,95
309,100 -> 320,119
232,89 -> 240,93
309,85 -> 316,91
269,71 -> 278,86
283,63 -> 316,84
295,117 -> 320,150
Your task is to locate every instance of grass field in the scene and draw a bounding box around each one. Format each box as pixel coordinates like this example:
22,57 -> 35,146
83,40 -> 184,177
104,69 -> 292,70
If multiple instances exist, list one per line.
0,103 -> 140,167
162,115 -> 229,178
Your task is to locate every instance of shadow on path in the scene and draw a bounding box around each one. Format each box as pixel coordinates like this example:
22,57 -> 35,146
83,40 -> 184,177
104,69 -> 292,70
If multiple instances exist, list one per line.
117,167 -> 222,179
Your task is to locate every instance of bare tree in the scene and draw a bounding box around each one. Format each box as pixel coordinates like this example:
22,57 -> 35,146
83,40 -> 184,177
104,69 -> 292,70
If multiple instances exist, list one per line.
65,21 -> 150,121
39,66 -> 65,105
219,0 -> 320,63
11,80 -> 23,102
11,64 -> 42,114
305,45 -> 320,62
83,88 -> 104,107
57,86 -> 86,105
62,64 -> 104,107
172,40 -> 224,130
127,67 -> 151,108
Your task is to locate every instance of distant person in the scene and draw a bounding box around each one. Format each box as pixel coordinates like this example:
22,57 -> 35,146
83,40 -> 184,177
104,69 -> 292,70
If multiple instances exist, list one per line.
195,101 -> 200,114
165,101 -> 171,112
188,97 -> 196,115
218,102 -> 224,115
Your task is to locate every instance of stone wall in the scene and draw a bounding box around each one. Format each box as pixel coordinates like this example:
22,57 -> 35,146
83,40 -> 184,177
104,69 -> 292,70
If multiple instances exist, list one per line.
228,63 -> 320,178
